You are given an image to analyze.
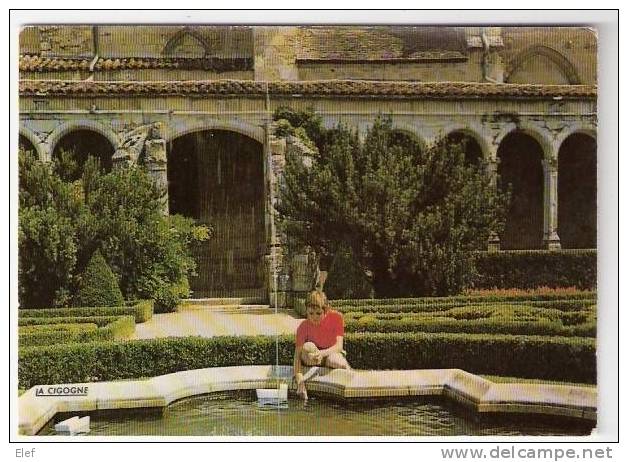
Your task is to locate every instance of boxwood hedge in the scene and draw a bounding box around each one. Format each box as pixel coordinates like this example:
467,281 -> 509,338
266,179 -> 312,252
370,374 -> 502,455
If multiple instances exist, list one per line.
473,250 -> 596,290
345,318 -> 596,337
19,315 -> 129,327
332,291 -> 595,308
18,333 -> 596,389
18,315 -> 135,347
18,300 -> 153,323
334,298 -> 595,315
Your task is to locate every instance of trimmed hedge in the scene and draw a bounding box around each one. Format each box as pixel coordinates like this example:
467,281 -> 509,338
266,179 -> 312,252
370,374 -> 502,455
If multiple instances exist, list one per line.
18,300 -> 153,323
18,316 -> 135,347
333,291 -> 595,308
345,318 -> 596,337
18,333 -> 596,388
334,298 -> 595,315
19,315 -> 129,327
473,250 -> 596,290
19,323 -> 99,332
343,305 -> 595,324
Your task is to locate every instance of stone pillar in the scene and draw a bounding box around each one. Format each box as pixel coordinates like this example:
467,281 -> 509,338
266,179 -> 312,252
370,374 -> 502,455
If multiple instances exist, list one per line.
542,156 -> 561,250
144,138 -> 169,215
486,153 -> 501,252
38,141 -> 53,163
263,123 -> 290,308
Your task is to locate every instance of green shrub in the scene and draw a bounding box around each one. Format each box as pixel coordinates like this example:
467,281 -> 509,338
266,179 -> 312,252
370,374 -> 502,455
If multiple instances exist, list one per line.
18,300 -> 153,324
18,333 -> 596,389
74,250 -> 124,307
19,323 -> 99,333
18,149 -> 82,308
333,293 -> 596,315
344,318 -> 594,337
444,304 -> 564,323
277,113 -> 508,298
153,277 -> 189,313
333,291 -> 596,307
19,149 -> 209,309
474,250 -> 596,290
325,245 -> 374,300
18,315 -> 134,347
19,315 -> 125,327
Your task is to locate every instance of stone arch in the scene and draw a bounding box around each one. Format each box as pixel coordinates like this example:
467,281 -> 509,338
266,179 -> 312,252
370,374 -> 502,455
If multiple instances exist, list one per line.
442,126 -> 491,165
497,124 -> 554,161
497,130 -> 546,249
166,119 -> 265,146
505,45 -> 581,85
557,132 -> 597,249
51,127 -> 117,180
162,27 -> 210,57
555,123 -> 597,150
47,120 -> 120,154
167,129 -> 266,299
389,124 -> 429,152
18,126 -> 43,159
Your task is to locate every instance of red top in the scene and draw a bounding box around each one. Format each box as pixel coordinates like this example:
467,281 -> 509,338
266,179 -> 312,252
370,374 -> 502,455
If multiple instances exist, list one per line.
296,310 -> 345,349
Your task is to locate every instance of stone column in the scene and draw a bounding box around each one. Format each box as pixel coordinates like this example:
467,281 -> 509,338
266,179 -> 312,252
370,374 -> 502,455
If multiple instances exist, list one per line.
144,138 -> 169,215
263,123 -> 290,308
542,156 -> 561,250
486,152 -> 501,252
39,141 -> 53,163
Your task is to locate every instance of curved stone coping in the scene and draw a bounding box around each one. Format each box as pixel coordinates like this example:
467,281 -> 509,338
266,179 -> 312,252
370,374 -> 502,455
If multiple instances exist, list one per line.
18,366 -> 596,436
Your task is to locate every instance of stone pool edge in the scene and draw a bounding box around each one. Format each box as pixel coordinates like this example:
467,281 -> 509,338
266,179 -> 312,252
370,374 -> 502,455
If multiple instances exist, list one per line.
18,366 -> 597,436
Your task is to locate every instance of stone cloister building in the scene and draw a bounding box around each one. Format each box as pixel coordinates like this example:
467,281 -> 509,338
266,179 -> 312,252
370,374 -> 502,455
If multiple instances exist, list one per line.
18,25 -> 597,303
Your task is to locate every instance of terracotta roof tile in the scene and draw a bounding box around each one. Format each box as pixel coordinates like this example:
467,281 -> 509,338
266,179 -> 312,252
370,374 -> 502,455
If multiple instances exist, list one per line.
19,54 -> 253,72
19,79 -> 597,99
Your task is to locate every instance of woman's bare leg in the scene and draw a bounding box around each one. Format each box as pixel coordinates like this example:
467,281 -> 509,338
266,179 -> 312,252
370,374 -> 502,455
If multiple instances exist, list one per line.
301,342 -> 323,366
324,352 -> 351,369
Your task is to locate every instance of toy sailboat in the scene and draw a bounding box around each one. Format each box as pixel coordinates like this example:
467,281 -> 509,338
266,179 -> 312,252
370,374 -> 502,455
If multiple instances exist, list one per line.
54,416 -> 90,435
256,383 -> 288,408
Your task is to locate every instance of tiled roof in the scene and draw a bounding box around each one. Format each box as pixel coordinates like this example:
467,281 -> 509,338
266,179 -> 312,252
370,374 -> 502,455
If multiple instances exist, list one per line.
19,54 -> 254,72
296,26 -> 468,62
19,79 -> 597,99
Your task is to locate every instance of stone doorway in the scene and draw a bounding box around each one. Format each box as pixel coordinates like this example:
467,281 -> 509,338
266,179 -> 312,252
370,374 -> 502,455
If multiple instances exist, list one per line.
167,130 -> 266,299
497,131 -> 545,249
558,133 -> 597,249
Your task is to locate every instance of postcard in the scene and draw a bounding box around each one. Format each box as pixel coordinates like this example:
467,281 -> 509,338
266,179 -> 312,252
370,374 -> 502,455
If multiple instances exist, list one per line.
12,12 -> 617,448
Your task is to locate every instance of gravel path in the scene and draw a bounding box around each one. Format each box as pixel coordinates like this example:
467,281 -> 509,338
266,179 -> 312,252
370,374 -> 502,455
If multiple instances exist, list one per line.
131,308 -> 302,339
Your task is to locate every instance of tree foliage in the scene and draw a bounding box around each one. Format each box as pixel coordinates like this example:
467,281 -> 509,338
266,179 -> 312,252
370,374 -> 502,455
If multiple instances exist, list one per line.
18,148 -> 210,309
276,111 -> 509,297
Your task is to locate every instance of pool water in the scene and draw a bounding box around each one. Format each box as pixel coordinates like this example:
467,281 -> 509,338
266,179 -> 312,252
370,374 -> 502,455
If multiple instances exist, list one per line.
38,391 -> 593,436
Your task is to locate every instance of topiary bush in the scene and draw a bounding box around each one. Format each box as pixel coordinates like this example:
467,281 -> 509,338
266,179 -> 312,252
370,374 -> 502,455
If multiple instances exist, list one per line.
74,250 -> 124,307
18,333 -> 596,389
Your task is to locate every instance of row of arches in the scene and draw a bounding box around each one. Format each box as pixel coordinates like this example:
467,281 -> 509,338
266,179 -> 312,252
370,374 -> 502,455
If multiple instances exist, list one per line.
19,124 -> 597,254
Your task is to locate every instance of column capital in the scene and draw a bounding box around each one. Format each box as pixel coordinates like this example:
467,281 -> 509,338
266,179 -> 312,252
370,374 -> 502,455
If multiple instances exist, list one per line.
541,156 -> 558,172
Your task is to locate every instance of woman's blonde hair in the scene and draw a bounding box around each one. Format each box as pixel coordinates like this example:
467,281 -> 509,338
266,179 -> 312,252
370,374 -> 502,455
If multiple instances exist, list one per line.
305,289 -> 330,312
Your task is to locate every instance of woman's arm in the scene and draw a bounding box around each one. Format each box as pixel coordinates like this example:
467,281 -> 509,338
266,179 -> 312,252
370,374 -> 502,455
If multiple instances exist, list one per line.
293,345 -> 303,377
293,345 -> 307,399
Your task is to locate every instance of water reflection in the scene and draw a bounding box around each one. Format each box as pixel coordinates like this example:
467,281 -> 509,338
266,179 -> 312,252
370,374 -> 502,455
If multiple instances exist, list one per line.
38,391 -> 593,437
